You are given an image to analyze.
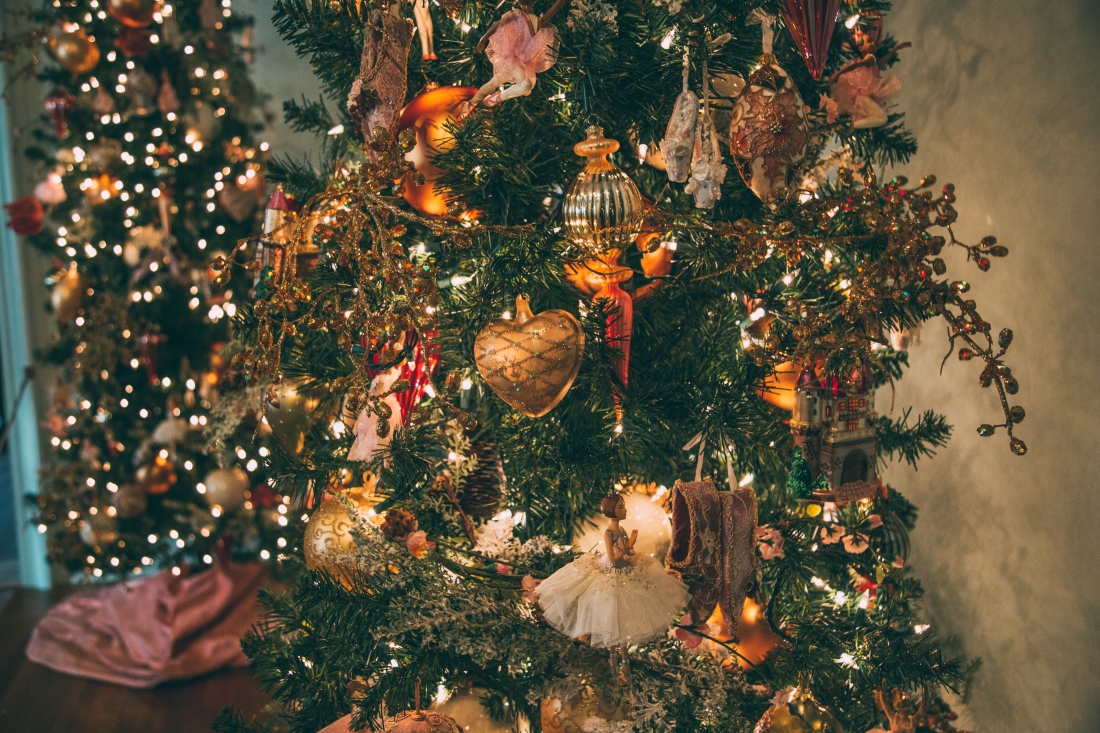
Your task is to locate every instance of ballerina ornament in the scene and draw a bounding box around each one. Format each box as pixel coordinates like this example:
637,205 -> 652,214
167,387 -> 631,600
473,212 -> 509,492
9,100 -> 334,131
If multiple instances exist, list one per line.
534,492 -> 690,679
465,0 -> 568,110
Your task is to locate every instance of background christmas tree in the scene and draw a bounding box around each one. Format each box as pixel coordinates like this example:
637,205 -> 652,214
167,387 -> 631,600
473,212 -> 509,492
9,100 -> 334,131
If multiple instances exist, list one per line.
2,0 -> 296,579
213,0 -> 1024,732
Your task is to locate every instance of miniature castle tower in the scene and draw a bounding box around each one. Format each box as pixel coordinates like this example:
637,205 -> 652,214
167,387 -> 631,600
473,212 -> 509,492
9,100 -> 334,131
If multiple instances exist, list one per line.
790,363 -> 824,476
818,367 -> 878,501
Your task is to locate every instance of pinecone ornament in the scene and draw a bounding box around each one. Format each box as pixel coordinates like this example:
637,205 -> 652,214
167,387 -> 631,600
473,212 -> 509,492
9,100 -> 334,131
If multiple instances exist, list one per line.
460,440 -> 505,518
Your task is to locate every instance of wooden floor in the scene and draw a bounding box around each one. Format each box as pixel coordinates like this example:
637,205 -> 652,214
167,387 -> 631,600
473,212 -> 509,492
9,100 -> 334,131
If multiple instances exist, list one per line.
0,586 -> 271,733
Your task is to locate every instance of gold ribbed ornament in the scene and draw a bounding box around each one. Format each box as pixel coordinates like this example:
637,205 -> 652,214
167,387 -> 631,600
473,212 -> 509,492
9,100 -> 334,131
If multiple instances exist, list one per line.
562,126 -> 644,257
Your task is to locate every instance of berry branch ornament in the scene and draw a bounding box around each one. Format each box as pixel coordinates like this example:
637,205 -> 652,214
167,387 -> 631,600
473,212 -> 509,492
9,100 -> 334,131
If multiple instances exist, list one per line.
687,168 -> 1025,454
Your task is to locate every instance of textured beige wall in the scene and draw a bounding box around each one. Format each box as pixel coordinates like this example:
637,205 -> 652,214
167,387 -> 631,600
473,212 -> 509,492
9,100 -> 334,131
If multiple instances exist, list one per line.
883,2 -> 1100,731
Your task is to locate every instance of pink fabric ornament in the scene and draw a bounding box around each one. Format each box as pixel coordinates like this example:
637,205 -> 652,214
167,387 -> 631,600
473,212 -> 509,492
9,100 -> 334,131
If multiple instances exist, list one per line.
496,562 -> 512,576
521,574 -> 541,603
672,613 -> 706,649
34,171 -> 67,205
405,530 -> 435,558
158,75 -> 180,114
25,561 -> 265,688
866,513 -> 883,529
820,62 -> 901,129
486,11 -> 559,87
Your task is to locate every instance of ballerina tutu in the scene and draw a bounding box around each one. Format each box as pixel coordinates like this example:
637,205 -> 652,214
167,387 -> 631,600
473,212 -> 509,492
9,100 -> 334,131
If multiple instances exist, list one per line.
535,551 -> 690,648
486,10 -> 560,85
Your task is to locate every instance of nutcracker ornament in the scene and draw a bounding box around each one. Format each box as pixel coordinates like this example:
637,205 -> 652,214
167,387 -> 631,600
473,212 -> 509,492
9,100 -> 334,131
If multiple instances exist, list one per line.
729,10 -> 810,205
465,0 -> 569,110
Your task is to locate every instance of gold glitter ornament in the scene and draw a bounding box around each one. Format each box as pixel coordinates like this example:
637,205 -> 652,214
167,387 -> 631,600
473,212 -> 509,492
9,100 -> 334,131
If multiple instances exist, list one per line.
474,295 -> 585,418
754,688 -> 846,733
562,126 -> 644,257
202,467 -> 250,513
303,485 -> 382,589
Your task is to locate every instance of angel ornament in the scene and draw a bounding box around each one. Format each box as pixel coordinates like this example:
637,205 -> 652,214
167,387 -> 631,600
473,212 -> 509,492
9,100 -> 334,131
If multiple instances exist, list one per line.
465,0 -> 569,111
535,492 -> 690,679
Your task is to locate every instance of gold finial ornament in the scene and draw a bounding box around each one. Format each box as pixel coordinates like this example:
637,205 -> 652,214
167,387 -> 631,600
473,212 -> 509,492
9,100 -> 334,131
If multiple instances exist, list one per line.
562,126 -> 645,256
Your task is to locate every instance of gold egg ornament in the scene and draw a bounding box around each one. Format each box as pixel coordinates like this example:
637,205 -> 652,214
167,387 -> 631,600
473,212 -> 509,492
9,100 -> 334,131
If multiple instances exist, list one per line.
562,126 -> 644,257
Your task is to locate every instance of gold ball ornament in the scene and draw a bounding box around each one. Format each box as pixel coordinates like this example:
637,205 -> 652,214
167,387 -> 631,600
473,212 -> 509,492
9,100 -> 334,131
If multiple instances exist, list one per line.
135,455 -> 178,495
202,467 -> 250,513
757,360 -> 800,411
754,689 -> 847,733
562,126 -> 644,257
107,0 -> 159,28
303,488 -> 381,588
397,85 -> 478,218
51,265 -> 85,323
48,27 -> 101,74
541,688 -> 632,733
474,295 -> 585,418
431,686 -> 512,733
265,379 -> 339,456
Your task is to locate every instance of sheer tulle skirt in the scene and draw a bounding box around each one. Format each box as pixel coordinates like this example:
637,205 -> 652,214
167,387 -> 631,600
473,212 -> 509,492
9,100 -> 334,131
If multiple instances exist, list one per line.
535,554 -> 690,648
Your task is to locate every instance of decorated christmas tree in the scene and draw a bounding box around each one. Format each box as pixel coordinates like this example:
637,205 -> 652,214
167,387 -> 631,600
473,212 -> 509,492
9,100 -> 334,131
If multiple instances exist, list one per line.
2,0 -> 292,578
216,1 -> 1023,732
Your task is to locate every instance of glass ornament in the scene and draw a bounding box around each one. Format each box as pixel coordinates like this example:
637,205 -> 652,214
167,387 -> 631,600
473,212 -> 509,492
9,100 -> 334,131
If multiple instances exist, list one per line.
474,295 -> 585,417
562,126 -> 644,257
779,0 -> 842,81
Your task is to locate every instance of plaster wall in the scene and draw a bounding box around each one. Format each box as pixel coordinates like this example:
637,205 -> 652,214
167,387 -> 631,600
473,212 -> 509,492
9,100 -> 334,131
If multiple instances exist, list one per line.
884,2 -> 1100,731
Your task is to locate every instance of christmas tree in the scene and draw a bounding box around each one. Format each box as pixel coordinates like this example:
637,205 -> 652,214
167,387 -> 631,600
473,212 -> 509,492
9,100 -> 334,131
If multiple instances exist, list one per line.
216,1 -> 1023,732
2,0 -> 291,578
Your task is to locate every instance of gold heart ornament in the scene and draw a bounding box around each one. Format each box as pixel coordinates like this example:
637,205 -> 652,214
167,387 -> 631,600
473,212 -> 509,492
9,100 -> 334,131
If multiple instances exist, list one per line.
475,295 -> 585,417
